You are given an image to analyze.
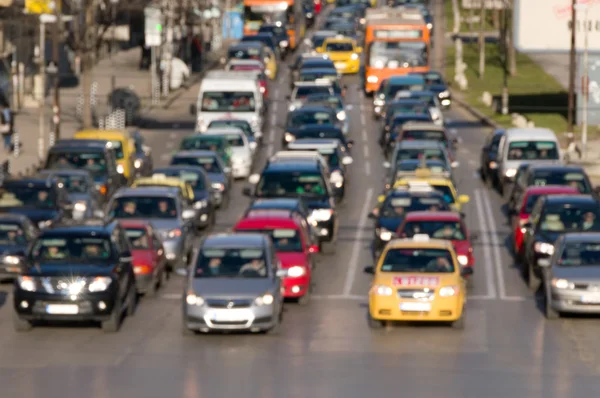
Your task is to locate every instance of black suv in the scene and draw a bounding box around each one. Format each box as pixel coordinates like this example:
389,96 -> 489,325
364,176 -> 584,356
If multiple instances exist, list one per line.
12,219 -> 137,332
243,159 -> 338,251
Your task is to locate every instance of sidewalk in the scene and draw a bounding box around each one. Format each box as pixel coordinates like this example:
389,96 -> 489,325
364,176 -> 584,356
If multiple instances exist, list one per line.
528,53 -> 569,90
1,46 -> 223,176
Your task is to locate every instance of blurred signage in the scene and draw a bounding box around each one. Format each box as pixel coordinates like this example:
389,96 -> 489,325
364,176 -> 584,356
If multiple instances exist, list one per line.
461,0 -> 507,9
373,29 -> 422,39
515,0 -> 600,52
577,54 -> 600,125
144,7 -> 163,47
25,0 -> 56,14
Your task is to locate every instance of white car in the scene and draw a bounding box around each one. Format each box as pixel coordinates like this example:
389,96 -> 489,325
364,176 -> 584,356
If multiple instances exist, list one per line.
204,127 -> 255,179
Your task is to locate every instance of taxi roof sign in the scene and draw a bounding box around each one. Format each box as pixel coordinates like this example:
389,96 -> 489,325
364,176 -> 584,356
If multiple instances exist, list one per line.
412,234 -> 430,242
406,181 -> 433,192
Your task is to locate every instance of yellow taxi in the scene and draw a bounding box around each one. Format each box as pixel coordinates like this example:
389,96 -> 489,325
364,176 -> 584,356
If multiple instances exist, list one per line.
131,176 -> 195,204
74,129 -> 135,182
364,235 -> 471,329
386,171 -> 469,212
316,37 -> 362,74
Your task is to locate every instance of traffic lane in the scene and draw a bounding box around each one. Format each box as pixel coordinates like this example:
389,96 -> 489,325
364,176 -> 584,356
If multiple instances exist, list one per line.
446,105 -> 531,300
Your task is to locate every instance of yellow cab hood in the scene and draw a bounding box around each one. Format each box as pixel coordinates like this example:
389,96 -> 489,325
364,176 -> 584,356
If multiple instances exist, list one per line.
326,51 -> 354,62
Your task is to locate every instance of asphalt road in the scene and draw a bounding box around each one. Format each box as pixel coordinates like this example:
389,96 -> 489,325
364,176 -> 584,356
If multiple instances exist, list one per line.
1,1 -> 600,397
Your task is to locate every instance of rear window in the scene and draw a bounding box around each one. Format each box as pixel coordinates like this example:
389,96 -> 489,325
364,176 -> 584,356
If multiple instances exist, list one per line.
402,220 -> 466,240
125,228 -> 149,249
402,130 -> 446,142
295,86 -> 332,99
530,171 -> 591,194
325,42 -> 354,52
289,110 -> 335,127
237,228 -> 303,252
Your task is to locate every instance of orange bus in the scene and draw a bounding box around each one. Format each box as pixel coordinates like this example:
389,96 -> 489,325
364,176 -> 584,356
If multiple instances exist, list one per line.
362,8 -> 430,95
243,0 -> 306,50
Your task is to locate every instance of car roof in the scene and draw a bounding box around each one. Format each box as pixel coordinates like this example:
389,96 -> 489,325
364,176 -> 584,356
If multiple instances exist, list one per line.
389,75 -> 425,84
300,68 -> 338,74
505,128 -> 557,140
229,41 -> 264,50
205,127 -> 244,136
50,139 -> 109,150
524,185 -> 580,195
264,161 -> 320,172
292,105 -> 336,113
173,150 -> 217,158
203,233 -> 266,248
44,219 -> 117,235
528,164 -> 585,173
389,98 -> 428,105
288,139 -> 340,149
0,213 -> 31,223
392,113 -> 431,120
115,187 -> 181,198
401,90 -> 436,97
38,169 -> 92,178
388,189 -> 445,198
402,122 -> 446,131
562,232 -> 600,243
251,198 -> 302,207
209,118 -> 251,125
397,140 -> 444,149
404,211 -> 462,221
154,165 -> 209,175
544,194 -> 597,205
297,124 -> 343,133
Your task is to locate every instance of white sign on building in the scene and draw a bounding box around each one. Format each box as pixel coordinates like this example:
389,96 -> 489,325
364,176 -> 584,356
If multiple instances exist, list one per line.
514,0 -> 600,52
461,0 -> 507,10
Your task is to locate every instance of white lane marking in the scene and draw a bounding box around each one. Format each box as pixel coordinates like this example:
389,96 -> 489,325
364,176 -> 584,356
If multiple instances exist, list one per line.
342,188 -> 374,296
365,161 -> 371,176
267,143 -> 274,157
363,144 -> 369,159
481,188 -> 520,300
161,293 -> 182,300
449,128 -> 457,135
274,88 -> 279,98
169,132 -> 177,139
360,113 -> 366,127
270,112 -> 277,126
474,189 -> 498,299
361,126 -> 367,142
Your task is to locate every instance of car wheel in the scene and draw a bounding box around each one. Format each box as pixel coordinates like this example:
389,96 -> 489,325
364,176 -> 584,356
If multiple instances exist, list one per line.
297,288 -> 311,305
145,274 -> 159,298
159,267 -> 168,288
12,311 -> 32,332
545,287 -> 560,319
101,299 -> 121,333
182,323 -> 196,336
528,263 -> 540,292
451,311 -> 465,329
367,313 -> 384,329
126,285 -> 137,317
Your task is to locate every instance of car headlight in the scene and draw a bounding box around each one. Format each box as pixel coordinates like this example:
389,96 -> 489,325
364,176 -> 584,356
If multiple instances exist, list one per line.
377,228 -> 393,241
74,201 -> 87,212
255,293 -> 274,306
505,168 -> 517,178
287,265 -> 306,277
350,53 -> 359,60
194,200 -> 208,209
457,255 -> 469,266
427,22 -> 433,30
4,255 -> 20,265
337,111 -> 346,121
18,276 -> 36,292
117,164 -> 124,174
134,159 -> 142,169
310,208 -> 333,221
211,182 -> 225,191
88,276 -> 112,292
186,292 -> 205,306
370,284 -> 393,296
330,170 -> 344,188
166,228 -> 182,239
280,40 -> 289,47
285,132 -> 295,142
38,220 -> 52,229
489,161 -> 498,169
534,242 -> 554,255
306,12 -> 313,18
439,90 -> 450,98
439,286 -> 459,297
360,17 -> 366,24
367,75 -> 378,83
551,278 -> 573,289
373,99 -> 384,106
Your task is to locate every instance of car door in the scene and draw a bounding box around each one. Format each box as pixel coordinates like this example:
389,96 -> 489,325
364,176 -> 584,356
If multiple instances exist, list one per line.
112,228 -> 131,300
523,198 -> 544,264
150,228 -> 166,273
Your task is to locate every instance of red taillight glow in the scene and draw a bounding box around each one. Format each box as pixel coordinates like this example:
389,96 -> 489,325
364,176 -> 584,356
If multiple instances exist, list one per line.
134,264 -> 152,274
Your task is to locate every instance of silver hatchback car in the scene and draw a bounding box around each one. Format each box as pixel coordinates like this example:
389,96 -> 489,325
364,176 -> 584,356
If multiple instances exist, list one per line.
180,233 -> 285,334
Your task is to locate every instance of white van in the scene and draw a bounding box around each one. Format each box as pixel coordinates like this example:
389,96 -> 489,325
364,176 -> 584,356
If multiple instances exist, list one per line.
191,70 -> 264,136
497,127 -> 563,193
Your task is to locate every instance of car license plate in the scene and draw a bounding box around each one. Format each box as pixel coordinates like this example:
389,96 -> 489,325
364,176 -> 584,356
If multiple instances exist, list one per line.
400,302 -> 431,312
212,309 -> 249,322
46,304 -> 79,314
335,62 -> 346,68
581,296 -> 600,304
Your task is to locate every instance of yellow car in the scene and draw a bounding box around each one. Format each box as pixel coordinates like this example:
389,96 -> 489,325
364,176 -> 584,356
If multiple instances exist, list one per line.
74,129 -> 135,182
388,172 -> 469,212
364,235 -> 471,328
316,37 -> 362,74
131,176 -> 195,204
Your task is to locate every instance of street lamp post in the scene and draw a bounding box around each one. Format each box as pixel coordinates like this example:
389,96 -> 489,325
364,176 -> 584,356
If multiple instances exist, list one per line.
576,4 -> 590,159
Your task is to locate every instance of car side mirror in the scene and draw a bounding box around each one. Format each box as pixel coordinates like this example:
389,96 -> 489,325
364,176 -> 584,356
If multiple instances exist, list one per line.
382,161 -> 391,169
308,244 -> 319,253
176,268 -> 188,276
460,267 -> 473,277
189,104 -> 196,115
363,265 -> 375,274
242,186 -> 253,197
276,269 -> 288,278
347,140 -> 354,147
451,161 -> 460,168
248,174 -> 260,184
120,253 -> 132,263
182,209 -> 196,220
342,156 -> 353,165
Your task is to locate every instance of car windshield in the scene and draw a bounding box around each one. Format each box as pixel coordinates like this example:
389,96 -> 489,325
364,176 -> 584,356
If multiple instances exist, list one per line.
53,174 -> 89,194
306,95 -> 342,109
294,86 -> 332,99
523,194 -> 543,213
31,236 -> 113,263
195,247 -> 268,278
397,161 -> 448,173
201,91 -> 255,112
154,170 -> 206,189
540,206 -> 600,232
289,111 -> 335,127
420,72 -> 444,85
110,196 -> 178,219
400,93 -> 436,107
397,149 -> 445,162
125,228 -> 150,249
208,121 -> 253,137
0,186 -> 55,209
213,134 -> 244,147
369,41 -> 428,68
256,172 -> 327,198
392,117 -> 432,132
402,220 -> 466,240
380,248 -> 455,273
241,37 -> 273,49
228,46 -> 263,61
107,140 -> 124,159
300,72 -> 337,82
560,242 -> 600,266
325,42 -> 354,51
507,141 -> 559,160
388,103 -> 429,116
431,185 -> 455,204
238,228 -> 303,252
0,222 -> 27,245
403,130 -> 446,143
380,196 -> 448,217
181,137 -> 226,151
313,35 -> 335,48
46,151 -> 107,176
530,171 -> 591,194
388,84 -> 426,98
171,156 -> 222,173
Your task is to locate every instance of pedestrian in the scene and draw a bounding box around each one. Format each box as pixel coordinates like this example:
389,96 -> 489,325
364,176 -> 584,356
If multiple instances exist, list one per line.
202,23 -> 212,53
0,101 -> 13,153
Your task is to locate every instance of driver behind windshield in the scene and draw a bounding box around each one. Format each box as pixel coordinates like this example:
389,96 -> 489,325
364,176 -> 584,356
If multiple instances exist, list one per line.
296,181 -> 325,195
239,258 -> 266,276
157,200 -> 176,217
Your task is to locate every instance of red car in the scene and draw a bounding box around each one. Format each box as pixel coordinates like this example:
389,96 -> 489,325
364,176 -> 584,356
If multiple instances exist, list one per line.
121,221 -> 168,296
314,0 -> 322,14
396,211 -> 475,270
233,210 -> 319,304
512,185 -> 579,259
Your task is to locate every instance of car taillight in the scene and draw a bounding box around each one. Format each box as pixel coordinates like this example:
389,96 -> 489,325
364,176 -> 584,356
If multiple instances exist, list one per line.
99,184 -> 107,195
134,264 -> 152,274
519,217 -> 529,226
260,86 -> 266,93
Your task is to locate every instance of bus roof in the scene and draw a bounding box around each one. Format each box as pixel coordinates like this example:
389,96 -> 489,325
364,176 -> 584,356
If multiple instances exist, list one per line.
244,0 -> 293,6
365,7 -> 424,25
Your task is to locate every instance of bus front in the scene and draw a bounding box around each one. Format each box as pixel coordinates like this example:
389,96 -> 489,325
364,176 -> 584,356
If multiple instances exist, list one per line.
243,0 -> 303,50
363,24 -> 430,95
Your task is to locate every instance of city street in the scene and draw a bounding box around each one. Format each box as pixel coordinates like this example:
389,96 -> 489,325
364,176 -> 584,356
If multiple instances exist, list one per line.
0,2 -> 599,397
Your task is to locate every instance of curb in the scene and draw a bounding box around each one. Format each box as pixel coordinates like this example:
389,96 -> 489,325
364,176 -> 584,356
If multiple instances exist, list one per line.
452,91 -> 500,129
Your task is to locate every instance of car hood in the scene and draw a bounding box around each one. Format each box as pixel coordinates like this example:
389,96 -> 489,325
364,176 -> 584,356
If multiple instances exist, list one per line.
276,252 -> 308,268
0,208 -> 58,223
193,189 -> 211,201
117,218 -> 182,233
191,278 -> 274,299
552,266 -> 600,282
131,250 -> 153,265
25,263 -> 113,277
0,244 -> 28,256
378,217 -> 404,232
